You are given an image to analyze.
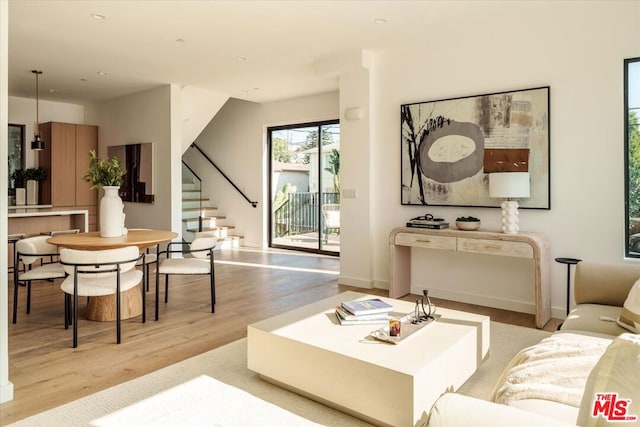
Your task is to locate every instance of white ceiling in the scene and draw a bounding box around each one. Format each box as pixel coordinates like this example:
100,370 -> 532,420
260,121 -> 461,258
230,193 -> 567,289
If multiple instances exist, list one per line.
8,0 -> 518,104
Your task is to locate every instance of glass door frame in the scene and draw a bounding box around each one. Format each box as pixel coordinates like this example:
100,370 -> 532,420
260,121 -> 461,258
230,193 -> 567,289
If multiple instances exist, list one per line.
267,119 -> 339,256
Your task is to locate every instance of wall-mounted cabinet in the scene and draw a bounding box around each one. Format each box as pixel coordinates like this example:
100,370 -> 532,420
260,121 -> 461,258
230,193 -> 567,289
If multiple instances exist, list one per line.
39,122 -> 99,230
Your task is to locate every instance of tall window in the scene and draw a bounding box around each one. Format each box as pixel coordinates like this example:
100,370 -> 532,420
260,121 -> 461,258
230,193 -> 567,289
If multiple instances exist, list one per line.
625,57 -> 640,257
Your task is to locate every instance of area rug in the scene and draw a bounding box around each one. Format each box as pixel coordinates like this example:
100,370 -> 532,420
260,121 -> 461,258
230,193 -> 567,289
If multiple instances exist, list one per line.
9,321 -> 550,426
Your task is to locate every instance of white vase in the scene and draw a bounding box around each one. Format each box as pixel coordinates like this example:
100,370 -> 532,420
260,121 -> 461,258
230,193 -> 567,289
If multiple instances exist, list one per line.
15,188 -> 26,205
26,180 -> 38,205
100,186 -> 124,237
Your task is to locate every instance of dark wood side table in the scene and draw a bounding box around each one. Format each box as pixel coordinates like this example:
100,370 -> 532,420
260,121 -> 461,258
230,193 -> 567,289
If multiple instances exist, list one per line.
555,257 -> 582,315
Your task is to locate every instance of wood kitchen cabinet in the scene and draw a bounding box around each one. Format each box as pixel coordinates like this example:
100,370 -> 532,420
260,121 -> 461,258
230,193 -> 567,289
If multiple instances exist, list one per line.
39,122 -> 99,230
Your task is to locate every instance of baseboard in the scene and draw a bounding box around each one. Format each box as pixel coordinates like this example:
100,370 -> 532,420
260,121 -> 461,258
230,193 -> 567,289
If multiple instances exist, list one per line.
0,381 -> 14,404
338,275 -> 373,289
413,285 -> 536,315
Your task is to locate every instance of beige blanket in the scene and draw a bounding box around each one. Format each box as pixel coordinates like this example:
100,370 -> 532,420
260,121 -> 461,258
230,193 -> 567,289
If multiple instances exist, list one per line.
491,334 -> 610,407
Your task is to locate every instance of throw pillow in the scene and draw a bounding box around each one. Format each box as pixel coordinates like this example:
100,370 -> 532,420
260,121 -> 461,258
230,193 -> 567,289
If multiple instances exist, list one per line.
616,278 -> 640,333
577,333 -> 640,427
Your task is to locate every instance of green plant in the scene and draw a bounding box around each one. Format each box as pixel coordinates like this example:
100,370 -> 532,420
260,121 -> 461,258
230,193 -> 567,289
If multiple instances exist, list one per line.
10,169 -> 26,188
456,216 -> 480,222
25,167 -> 46,182
83,149 -> 125,189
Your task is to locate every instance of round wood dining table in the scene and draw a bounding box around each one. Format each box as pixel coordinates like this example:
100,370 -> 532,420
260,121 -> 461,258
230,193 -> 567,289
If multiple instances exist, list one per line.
47,229 -> 178,321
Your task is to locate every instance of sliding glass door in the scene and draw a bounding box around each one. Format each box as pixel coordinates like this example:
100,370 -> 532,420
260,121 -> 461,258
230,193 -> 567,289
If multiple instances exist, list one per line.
269,120 -> 340,255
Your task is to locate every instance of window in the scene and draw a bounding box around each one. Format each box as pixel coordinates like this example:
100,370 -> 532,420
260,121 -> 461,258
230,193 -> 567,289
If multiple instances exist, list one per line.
625,57 -> 640,257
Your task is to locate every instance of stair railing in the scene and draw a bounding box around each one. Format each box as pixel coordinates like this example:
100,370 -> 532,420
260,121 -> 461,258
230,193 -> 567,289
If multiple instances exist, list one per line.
182,161 -> 203,232
190,143 -> 258,208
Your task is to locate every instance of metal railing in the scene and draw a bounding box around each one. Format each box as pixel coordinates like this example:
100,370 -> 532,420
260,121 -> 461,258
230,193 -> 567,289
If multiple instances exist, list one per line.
273,192 -> 339,237
190,143 -> 257,208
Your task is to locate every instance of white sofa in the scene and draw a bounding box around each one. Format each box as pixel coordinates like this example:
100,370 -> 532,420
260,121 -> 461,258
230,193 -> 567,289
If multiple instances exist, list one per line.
425,261 -> 640,427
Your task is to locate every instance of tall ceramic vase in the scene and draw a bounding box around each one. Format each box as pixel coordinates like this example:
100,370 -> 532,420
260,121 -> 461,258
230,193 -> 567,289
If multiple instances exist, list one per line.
100,186 -> 124,237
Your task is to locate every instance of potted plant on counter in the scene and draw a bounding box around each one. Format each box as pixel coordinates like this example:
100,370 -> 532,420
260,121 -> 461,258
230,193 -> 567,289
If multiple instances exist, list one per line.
83,150 -> 126,237
24,167 -> 46,206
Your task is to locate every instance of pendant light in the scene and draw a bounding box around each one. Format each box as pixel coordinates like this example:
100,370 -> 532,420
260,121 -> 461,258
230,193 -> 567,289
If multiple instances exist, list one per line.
31,70 -> 45,151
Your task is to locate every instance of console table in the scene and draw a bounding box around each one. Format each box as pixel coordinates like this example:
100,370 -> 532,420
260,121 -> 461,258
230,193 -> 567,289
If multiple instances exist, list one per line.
389,227 -> 551,329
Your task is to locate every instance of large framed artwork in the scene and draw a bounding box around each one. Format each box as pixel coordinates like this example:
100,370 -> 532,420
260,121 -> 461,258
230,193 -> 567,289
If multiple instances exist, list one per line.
401,86 -> 550,209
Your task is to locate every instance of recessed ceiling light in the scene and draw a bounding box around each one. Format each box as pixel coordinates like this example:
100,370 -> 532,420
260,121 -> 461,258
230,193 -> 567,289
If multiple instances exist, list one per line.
80,78 -> 88,82
176,38 -> 185,43
236,56 -> 247,61
91,13 -> 106,20
374,18 -> 387,24
97,71 -> 108,76
48,89 -> 56,93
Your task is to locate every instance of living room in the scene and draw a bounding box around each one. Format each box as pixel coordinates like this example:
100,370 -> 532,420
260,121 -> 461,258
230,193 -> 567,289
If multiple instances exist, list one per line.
1,0 -> 639,425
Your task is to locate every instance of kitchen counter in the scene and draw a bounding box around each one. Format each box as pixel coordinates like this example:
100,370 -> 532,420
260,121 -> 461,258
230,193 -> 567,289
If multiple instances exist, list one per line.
8,207 -> 89,235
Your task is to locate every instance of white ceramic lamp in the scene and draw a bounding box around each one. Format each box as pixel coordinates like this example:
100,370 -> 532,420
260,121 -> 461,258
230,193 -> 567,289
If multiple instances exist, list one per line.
489,172 -> 530,234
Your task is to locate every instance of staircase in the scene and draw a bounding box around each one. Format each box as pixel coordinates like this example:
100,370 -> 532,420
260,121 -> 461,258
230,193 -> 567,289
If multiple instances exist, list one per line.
181,181 -> 242,249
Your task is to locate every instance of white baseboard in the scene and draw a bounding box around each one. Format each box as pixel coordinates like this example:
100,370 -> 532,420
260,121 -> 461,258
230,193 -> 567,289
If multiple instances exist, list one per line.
0,381 -> 14,404
413,285 -> 536,315
338,275 -> 373,289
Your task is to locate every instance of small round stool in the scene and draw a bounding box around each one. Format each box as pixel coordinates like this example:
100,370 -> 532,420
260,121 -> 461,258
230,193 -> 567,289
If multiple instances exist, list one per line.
555,257 -> 582,315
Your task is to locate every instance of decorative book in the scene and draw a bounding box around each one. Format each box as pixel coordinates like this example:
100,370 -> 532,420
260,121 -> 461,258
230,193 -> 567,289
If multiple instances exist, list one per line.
340,298 -> 393,316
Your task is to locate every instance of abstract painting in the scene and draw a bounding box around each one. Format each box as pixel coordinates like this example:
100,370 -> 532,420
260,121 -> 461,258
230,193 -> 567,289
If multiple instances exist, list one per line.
401,86 -> 550,208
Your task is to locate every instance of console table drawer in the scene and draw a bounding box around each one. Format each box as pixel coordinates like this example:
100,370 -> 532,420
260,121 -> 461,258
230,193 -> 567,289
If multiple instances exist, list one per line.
458,238 -> 533,258
395,233 -> 456,251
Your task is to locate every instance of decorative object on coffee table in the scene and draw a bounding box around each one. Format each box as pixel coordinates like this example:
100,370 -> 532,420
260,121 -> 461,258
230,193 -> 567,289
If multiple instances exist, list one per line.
83,150 -> 126,237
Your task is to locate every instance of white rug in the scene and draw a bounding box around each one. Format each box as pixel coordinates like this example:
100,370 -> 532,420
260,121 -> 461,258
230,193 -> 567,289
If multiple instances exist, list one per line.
9,321 -> 550,426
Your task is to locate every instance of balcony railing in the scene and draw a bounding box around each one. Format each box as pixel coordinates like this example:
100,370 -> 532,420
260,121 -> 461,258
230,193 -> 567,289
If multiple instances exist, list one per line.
274,192 -> 339,238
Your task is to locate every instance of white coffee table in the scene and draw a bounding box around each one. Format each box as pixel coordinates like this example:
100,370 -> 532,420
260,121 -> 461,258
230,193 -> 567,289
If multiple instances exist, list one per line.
247,291 -> 490,427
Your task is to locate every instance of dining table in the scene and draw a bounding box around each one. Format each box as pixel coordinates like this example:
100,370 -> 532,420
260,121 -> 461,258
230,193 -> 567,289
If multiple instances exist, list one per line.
47,229 -> 178,321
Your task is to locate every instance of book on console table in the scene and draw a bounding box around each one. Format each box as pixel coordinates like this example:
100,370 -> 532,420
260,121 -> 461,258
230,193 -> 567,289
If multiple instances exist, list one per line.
406,222 -> 449,229
340,298 -> 394,316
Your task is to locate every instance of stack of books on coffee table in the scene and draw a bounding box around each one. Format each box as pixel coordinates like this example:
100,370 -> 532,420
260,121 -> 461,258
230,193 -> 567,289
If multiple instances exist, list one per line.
335,298 -> 394,325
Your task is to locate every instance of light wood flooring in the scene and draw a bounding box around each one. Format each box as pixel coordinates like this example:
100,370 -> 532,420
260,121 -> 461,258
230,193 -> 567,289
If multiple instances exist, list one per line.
1,247 -> 561,425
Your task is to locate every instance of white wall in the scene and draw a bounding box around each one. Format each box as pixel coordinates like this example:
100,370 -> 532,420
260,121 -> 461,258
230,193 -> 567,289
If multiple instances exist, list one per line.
183,92 -> 339,248
97,86 -> 176,233
0,0 -> 12,404
361,1 -> 640,318
8,96 -> 90,169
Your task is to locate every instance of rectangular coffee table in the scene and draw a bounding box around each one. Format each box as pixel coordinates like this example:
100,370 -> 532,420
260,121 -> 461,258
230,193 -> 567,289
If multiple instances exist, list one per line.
247,291 -> 490,427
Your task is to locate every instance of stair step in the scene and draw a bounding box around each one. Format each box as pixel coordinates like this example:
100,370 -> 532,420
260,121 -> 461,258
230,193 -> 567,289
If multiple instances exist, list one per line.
182,198 -> 210,202
182,207 -> 218,213
182,216 -> 226,223
187,225 -> 235,233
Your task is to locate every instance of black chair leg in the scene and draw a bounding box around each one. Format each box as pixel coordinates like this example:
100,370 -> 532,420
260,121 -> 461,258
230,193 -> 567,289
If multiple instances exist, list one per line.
12,280 -> 19,324
164,275 -> 169,303
73,292 -> 78,348
155,269 -> 160,321
210,273 -> 215,314
64,294 -> 69,329
26,281 -> 31,314
141,267 -> 146,323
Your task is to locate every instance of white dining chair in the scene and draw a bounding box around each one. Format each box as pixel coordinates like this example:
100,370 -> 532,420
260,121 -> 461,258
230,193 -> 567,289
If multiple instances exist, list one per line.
154,234 -> 217,321
60,246 -> 143,348
13,235 -> 67,324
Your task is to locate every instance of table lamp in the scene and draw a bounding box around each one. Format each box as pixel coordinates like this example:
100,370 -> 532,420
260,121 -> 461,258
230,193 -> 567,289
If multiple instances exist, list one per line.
489,172 -> 530,234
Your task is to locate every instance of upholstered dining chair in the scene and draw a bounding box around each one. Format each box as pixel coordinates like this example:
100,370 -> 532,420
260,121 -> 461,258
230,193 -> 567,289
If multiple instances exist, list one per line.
154,234 -> 217,321
59,246 -> 144,348
13,235 -> 67,324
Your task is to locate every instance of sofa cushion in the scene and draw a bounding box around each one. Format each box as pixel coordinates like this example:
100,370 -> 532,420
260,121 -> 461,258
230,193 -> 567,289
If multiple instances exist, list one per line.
616,279 -> 640,333
561,304 -> 627,337
577,333 -> 640,426
509,399 -> 579,425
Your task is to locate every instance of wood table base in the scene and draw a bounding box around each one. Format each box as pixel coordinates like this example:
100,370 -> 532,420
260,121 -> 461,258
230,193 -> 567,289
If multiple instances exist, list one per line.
85,284 -> 143,321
